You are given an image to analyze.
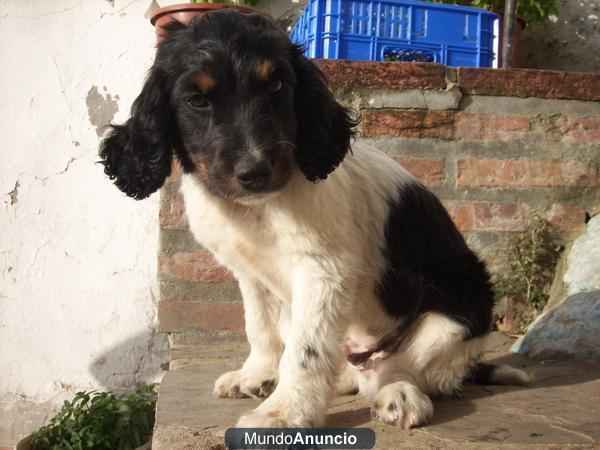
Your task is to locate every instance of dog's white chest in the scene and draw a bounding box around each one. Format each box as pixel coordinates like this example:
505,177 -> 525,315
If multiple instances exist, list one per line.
180,174 -> 294,300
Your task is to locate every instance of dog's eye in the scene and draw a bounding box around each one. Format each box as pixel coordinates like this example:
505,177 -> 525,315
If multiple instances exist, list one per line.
268,80 -> 283,93
187,94 -> 210,109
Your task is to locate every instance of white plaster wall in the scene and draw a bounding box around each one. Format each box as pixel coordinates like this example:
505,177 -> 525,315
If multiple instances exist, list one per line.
0,0 -> 168,443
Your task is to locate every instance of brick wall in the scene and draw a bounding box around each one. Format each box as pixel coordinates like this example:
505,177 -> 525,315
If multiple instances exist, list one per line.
158,62 -> 600,349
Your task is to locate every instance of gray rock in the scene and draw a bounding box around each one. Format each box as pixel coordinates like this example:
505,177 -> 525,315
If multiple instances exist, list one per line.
512,291 -> 600,360
564,214 -> 600,295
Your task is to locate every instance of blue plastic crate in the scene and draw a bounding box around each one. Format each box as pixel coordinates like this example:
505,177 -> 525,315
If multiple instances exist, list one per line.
290,0 -> 499,67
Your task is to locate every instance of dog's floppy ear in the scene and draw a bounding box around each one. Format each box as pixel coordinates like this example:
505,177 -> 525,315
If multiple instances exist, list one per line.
99,66 -> 174,200
291,48 -> 357,181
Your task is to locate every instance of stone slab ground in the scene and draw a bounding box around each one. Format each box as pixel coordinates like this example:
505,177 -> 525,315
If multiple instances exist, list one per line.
152,333 -> 600,449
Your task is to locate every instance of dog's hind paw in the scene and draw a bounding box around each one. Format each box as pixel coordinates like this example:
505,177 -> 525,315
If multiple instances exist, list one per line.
371,381 -> 433,429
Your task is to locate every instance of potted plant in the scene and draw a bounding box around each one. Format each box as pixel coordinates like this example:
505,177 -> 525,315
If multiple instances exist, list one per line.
433,0 -> 558,67
16,386 -> 157,450
150,0 -> 263,40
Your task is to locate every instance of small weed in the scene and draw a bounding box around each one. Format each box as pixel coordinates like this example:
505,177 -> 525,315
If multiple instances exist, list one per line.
29,384 -> 157,450
494,215 -> 562,329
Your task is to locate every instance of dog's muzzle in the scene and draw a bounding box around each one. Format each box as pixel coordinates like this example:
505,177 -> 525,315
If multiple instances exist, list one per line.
234,158 -> 272,191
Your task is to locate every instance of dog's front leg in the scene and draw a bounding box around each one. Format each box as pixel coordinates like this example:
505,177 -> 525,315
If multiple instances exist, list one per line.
214,275 -> 283,398
237,262 -> 350,427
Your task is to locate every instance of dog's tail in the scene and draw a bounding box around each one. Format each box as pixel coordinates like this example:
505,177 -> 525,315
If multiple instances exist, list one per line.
465,362 -> 534,386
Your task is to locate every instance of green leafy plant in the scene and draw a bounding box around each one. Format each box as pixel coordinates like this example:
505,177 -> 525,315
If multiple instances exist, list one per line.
29,385 -> 157,450
191,0 -> 262,7
494,215 -> 562,319
431,0 -> 558,23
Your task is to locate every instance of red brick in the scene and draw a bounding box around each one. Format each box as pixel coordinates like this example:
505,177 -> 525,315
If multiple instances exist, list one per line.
315,60 -> 447,90
454,112 -> 529,141
446,202 -> 528,231
158,301 -> 244,332
559,117 -> 600,143
546,203 -> 587,232
457,158 -> 597,188
158,251 -> 235,283
474,203 -> 528,231
457,67 -> 600,102
361,109 -> 454,139
446,202 -> 474,230
160,195 -> 186,229
393,158 -> 446,186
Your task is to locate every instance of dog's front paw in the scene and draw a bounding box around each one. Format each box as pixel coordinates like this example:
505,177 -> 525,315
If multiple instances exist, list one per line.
371,381 -> 433,429
213,370 -> 247,398
236,391 -> 323,428
213,368 -> 277,399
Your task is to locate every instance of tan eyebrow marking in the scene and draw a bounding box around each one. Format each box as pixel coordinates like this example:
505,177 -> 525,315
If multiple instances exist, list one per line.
256,60 -> 273,81
193,71 -> 215,92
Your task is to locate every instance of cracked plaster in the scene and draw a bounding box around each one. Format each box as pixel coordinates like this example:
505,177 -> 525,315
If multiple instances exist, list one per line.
0,1 -> 166,445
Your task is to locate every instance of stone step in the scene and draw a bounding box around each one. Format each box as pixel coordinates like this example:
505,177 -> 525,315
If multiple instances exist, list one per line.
152,334 -> 600,449
168,331 -> 249,370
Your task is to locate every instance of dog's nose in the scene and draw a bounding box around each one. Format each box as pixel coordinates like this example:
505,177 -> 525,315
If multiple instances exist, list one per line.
234,159 -> 272,190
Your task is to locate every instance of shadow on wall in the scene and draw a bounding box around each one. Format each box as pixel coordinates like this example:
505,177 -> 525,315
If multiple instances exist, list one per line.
0,334 -> 168,446
89,330 -> 169,391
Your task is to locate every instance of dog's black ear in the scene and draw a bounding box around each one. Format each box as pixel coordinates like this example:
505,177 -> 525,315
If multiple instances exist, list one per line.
292,48 -> 357,181
99,66 -> 174,200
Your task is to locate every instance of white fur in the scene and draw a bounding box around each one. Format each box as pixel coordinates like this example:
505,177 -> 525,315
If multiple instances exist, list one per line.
491,364 -> 534,385
371,378 -> 434,429
180,143 -> 489,427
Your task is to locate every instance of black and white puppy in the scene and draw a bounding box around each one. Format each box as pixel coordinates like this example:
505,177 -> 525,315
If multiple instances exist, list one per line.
100,10 -> 530,428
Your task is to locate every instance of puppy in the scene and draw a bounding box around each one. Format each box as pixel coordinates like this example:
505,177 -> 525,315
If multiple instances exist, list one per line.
99,10 -> 530,428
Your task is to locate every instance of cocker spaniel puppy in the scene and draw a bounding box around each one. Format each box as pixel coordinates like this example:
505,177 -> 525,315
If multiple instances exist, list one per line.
99,10 -> 530,428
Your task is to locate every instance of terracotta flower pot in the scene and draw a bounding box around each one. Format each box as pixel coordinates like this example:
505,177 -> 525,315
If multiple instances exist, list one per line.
15,434 -> 32,450
150,3 -> 259,41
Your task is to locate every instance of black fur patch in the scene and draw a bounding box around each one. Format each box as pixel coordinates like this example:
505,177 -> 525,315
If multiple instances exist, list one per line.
249,378 -> 277,397
305,345 -> 319,359
299,345 -> 319,369
376,182 -> 495,340
291,48 -> 358,181
98,68 -> 182,200
464,362 -> 497,385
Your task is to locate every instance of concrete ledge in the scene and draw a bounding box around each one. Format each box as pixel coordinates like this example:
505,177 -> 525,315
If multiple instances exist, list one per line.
315,60 -> 600,101
315,60 -> 448,90
457,67 -> 600,101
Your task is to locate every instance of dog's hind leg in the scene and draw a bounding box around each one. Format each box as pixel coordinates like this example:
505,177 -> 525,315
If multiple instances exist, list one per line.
369,313 -> 479,428
370,312 -> 533,428
336,363 -> 360,395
